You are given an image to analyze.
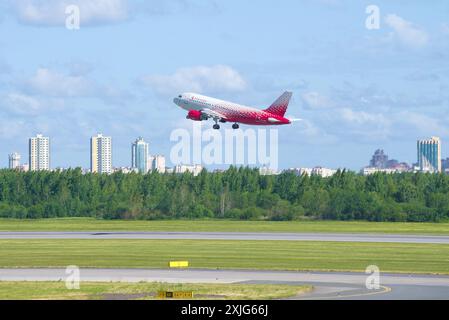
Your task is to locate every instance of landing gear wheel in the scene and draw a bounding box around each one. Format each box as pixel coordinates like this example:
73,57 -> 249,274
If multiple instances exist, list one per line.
213,124 -> 220,130
232,123 -> 240,130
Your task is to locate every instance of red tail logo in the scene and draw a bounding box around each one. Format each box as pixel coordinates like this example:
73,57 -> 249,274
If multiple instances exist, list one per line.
264,91 -> 292,117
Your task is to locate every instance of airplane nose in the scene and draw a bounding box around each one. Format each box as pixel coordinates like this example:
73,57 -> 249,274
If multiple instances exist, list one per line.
173,98 -> 179,104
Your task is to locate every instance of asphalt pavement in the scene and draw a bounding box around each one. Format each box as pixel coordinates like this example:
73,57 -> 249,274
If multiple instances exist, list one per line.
1,231 -> 448,299
1,231 -> 449,244
1,268 -> 448,299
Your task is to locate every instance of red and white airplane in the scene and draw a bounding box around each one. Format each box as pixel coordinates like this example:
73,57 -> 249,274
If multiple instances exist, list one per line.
173,91 -> 295,129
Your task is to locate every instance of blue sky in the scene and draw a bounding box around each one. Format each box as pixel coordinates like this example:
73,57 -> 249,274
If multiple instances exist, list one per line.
0,0 -> 448,170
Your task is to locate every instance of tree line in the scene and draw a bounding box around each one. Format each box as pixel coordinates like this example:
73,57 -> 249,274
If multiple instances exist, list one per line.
0,167 -> 448,222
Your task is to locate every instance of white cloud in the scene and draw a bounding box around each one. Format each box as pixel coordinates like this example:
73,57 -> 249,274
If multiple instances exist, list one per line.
0,118 -> 28,139
26,68 -> 94,97
8,0 -> 218,27
14,67 -> 132,107
395,111 -> 449,137
317,108 -> 389,142
142,65 -> 247,95
292,119 -> 337,144
340,108 -> 389,127
2,92 -> 65,116
301,91 -> 334,109
11,0 -> 128,26
385,14 -> 429,48
3,92 -> 41,115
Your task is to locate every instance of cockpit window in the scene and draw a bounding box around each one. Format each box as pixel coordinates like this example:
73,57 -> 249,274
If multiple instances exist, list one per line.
178,95 -> 182,98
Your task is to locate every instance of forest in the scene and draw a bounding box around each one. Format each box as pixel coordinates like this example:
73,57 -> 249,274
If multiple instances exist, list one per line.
0,167 -> 448,222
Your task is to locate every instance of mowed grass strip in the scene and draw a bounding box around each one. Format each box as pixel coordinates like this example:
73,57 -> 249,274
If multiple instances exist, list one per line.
0,281 -> 311,300
1,240 -> 449,274
1,218 -> 449,235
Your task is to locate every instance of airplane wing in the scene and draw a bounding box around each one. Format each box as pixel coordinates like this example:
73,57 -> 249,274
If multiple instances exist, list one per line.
201,108 -> 228,121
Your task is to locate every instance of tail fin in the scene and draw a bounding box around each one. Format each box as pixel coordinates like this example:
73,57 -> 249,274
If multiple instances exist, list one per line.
264,91 -> 292,117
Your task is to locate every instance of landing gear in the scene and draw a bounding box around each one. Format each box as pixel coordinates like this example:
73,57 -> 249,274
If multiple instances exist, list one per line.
213,119 -> 221,130
232,123 -> 240,130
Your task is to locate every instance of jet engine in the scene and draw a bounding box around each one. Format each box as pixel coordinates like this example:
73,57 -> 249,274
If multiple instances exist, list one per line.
187,110 -> 207,121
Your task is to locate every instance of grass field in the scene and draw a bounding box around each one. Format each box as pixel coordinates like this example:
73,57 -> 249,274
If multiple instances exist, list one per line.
1,218 -> 449,234
0,281 -> 310,300
1,239 -> 449,274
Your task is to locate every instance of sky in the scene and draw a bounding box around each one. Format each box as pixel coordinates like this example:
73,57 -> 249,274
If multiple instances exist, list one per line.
0,0 -> 448,170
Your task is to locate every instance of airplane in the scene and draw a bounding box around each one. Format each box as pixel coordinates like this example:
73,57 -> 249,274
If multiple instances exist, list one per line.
173,91 -> 296,130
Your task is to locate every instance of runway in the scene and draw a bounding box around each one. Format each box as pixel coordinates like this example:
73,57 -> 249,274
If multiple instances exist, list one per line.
1,231 -> 449,244
1,268 -> 448,299
2,231 -> 448,299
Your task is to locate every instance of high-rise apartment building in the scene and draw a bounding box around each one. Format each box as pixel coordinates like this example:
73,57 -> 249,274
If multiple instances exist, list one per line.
417,136 -> 441,173
29,134 -> 50,171
132,137 -> 150,173
8,152 -> 21,169
91,134 -> 112,174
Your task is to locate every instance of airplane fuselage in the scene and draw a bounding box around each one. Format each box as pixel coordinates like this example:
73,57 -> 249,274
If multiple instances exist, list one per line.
174,93 -> 291,126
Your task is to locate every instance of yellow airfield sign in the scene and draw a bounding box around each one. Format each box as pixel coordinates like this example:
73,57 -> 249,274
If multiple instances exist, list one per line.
157,291 -> 193,299
169,261 -> 189,268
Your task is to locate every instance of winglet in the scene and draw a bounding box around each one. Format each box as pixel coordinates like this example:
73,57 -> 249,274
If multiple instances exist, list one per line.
264,91 -> 292,117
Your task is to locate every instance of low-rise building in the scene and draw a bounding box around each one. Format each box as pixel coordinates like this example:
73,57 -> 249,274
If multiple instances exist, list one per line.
113,167 -> 139,174
259,166 -> 279,176
174,164 -> 203,176
18,164 -> 29,172
285,167 -> 337,177
312,166 -> 337,177
361,167 -> 397,175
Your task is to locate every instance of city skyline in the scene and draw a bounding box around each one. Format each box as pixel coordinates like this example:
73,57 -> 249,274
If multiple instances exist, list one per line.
0,1 -> 448,170
4,133 -> 448,173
